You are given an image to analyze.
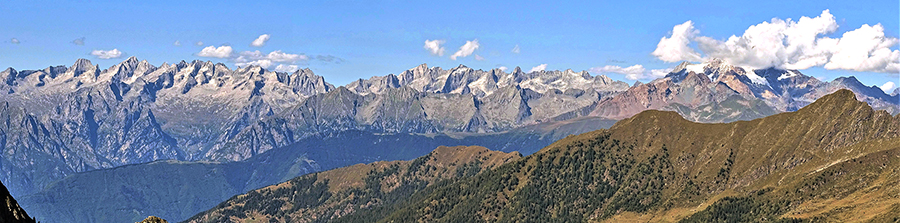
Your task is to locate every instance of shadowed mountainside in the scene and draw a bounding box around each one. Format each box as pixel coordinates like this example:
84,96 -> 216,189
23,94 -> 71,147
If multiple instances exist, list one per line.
0,180 -> 35,223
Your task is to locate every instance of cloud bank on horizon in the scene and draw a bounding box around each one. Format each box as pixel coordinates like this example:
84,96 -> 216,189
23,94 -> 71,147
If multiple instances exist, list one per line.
651,10 -> 899,73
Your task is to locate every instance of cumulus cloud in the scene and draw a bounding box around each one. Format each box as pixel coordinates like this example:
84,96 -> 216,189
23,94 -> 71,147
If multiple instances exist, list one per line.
423,39 -> 446,56
652,21 -> 702,63
251,34 -> 270,47
821,24 -> 900,73
653,10 -> 900,73
275,64 -> 300,73
236,59 -> 275,68
474,54 -> 485,61
589,64 -> 672,80
512,44 -> 520,54
881,81 -> 896,92
450,39 -> 479,60
10,38 -> 19,44
234,50 -> 308,63
174,40 -> 181,46
529,64 -> 547,72
90,49 -> 124,59
196,45 -> 234,58
233,50 -> 309,69
498,66 -> 508,72
195,41 -> 204,46
71,37 -> 85,45
267,50 -> 305,62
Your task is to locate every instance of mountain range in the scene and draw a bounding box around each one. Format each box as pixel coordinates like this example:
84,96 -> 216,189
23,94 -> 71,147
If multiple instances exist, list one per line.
189,89 -> 900,222
19,118 -> 613,223
1,57 -> 898,222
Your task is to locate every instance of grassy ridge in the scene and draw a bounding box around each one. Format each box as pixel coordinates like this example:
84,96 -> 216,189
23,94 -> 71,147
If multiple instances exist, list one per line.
336,89 -> 900,222
184,146 -> 522,222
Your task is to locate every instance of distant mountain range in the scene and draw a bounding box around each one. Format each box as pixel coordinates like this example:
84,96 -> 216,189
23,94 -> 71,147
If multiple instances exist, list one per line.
19,118 -> 616,223
1,57 -> 898,221
190,89 -> 900,222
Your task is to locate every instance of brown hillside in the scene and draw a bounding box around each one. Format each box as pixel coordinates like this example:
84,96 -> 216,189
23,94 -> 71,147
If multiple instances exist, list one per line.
370,89 -> 899,222
184,145 -> 521,223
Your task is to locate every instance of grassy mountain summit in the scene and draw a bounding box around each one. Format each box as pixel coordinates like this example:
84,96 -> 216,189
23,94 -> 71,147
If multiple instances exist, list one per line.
184,145 -> 522,222
183,89 -> 899,222
321,89 -> 897,222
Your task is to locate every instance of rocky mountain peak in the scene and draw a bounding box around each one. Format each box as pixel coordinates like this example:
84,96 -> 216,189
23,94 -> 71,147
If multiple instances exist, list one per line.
106,57 -> 158,83
672,61 -> 693,72
69,58 -> 99,77
452,64 -> 471,71
123,56 -> 140,66
414,63 -> 428,72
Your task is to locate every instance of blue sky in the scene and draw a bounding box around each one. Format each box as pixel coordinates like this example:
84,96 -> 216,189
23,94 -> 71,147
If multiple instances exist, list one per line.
1,0 -> 898,91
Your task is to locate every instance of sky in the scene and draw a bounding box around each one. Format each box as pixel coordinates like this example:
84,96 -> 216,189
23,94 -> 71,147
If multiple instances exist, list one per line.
1,0 -> 898,92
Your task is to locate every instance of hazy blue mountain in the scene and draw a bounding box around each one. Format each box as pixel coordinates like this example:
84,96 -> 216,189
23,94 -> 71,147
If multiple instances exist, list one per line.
0,59 -> 627,196
20,117 -> 616,223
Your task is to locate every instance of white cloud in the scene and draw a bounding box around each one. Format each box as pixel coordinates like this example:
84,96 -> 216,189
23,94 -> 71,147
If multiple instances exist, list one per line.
589,64 -> 672,80
822,24 -> 900,73
267,50 -> 305,62
511,44 -> 520,54
652,21 -> 702,63
197,45 -> 234,58
174,40 -> 181,46
234,50 -> 308,63
233,50 -> 309,70
90,49 -> 124,59
251,34 -> 270,47
423,39 -> 446,56
450,39 -> 479,60
195,41 -> 204,46
71,37 -> 85,45
275,64 -> 300,72
650,68 -> 674,79
653,10 -> 900,73
498,66 -> 508,72
529,64 -> 547,72
474,54 -> 485,61
881,81 -> 896,92
10,38 -> 19,44
236,59 -> 275,68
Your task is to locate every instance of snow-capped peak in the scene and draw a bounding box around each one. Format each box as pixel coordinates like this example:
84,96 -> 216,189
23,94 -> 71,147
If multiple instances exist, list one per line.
670,59 -> 768,85
777,70 -> 800,80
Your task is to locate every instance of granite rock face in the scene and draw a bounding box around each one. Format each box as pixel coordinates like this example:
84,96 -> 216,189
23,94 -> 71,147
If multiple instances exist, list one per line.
1,58 -> 897,197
